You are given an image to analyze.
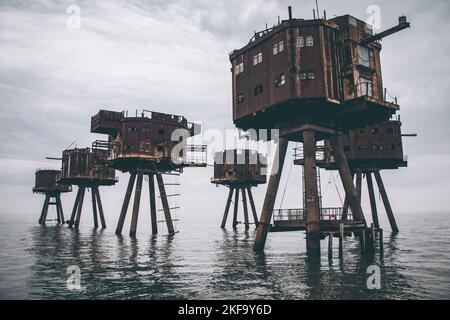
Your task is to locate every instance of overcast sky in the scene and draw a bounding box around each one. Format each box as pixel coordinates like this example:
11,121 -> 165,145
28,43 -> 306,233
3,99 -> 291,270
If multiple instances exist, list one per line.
1,0 -> 449,227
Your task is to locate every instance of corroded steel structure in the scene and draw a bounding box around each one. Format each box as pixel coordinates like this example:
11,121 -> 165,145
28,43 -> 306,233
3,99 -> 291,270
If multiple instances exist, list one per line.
211,149 -> 266,229
59,147 -> 118,229
229,7 -> 410,255
33,169 -> 71,225
91,109 -> 206,236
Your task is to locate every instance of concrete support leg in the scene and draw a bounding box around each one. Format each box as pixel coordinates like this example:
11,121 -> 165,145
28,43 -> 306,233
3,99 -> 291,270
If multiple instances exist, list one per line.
116,173 -> 136,235
130,173 -> 143,237
221,187 -> 234,229
156,173 -> 175,235
303,130 -> 321,256
56,194 -> 65,224
366,172 -> 380,228
341,173 -> 354,221
91,187 -> 98,229
339,223 -> 344,256
232,187 -> 240,228
95,187 -> 106,229
242,188 -> 250,230
74,187 -> 86,229
356,170 -> 362,205
374,170 -> 399,233
328,233 -> 333,258
39,195 -> 50,225
253,137 -> 289,252
247,188 -> 259,227
148,174 -> 158,235
329,135 -> 366,225
69,187 -> 82,228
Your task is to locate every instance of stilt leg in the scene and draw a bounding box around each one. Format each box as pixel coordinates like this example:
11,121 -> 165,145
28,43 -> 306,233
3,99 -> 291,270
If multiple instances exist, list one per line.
116,173 -> 136,235
242,188 -> 250,230
232,187 -> 240,228
356,170 -> 362,205
366,172 -> 380,228
328,233 -> 333,258
303,130 -> 321,256
156,173 -> 175,234
329,135 -> 366,225
95,187 -> 106,229
130,173 -> 143,237
56,194 -> 65,224
69,187 -> 82,228
341,173 -> 354,221
91,187 -> 98,229
374,170 -> 399,233
54,197 -> 61,224
247,188 -> 258,226
148,174 -> 158,235
339,223 -> 344,256
74,187 -> 86,229
39,195 -> 50,225
253,137 -> 289,252
221,187 -> 234,229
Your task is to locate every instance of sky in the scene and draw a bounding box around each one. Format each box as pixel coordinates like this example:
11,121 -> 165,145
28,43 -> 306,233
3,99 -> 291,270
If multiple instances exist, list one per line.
1,0 -> 449,227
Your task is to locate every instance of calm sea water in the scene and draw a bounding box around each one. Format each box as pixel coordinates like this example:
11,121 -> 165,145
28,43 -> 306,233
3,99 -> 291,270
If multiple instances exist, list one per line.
0,211 -> 449,300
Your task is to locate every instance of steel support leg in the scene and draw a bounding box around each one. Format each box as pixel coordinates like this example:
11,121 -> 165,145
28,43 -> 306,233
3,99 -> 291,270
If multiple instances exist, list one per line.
221,187 -> 234,229
116,173 -> 136,235
374,170 -> 399,233
130,173 -> 143,237
56,194 -> 65,224
156,173 -> 175,234
253,137 -> 289,252
95,187 -> 106,229
303,130 -> 321,256
74,187 -> 86,229
242,188 -> 250,230
92,187 -> 98,229
247,187 -> 259,227
69,187 -> 82,228
366,172 -> 380,228
149,174 -> 158,235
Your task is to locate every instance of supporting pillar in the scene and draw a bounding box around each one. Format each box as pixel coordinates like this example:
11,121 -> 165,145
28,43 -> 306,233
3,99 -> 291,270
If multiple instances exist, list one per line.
91,187 -> 98,229
303,130 -> 321,256
221,187 -> 234,229
232,187 -> 240,228
374,170 -> 399,233
247,187 -> 259,226
242,188 -> 250,230
253,137 -> 289,252
39,195 -> 50,225
328,233 -> 333,258
95,187 -> 106,229
116,173 -> 136,235
379,228 -> 384,252
371,223 -> 376,251
56,194 -> 65,224
69,187 -> 82,228
130,173 -> 143,237
341,173 -> 354,221
156,173 -> 175,234
329,135 -> 366,225
148,174 -> 158,235
356,170 -> 362,205
339,223 -> 344,256
74,187 -> 86,229
366,172 -> 380,228
361,229 -> 366,255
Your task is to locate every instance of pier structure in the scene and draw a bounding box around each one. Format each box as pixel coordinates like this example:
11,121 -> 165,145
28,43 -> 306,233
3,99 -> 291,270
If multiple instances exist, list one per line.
91,109 -> 206,237
211,149 -> 266,229
59,147 -> 118,229
33,169 -> 72,225
228,6 -> 410,255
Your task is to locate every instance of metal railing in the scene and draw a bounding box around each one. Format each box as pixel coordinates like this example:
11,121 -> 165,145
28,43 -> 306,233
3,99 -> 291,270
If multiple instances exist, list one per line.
273,207 -> 353,222
293,145 -> 326,162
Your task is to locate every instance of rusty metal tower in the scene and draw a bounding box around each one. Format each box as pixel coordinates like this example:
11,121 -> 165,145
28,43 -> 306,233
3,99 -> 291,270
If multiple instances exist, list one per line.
59,147 -> 118,229
91,109 -> 206,237
228,6 -> 410,255
211,149 -> 266,229
33,169 -> 72,225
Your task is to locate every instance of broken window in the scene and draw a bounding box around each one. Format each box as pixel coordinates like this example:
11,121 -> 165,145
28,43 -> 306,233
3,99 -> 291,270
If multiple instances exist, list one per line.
358,77 -> 373,97
253,52 -> 263,65
297,36 -> 305,48
307,71 -> 315,80
254,84 -> 263,96
357,45 -> 370,67
235,62 -> 244,75
273,41 -> 284,55
237,93 -> 244,103
300,72 -> 307,80
306,36 -> 314,47
275,73 -> 286,87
